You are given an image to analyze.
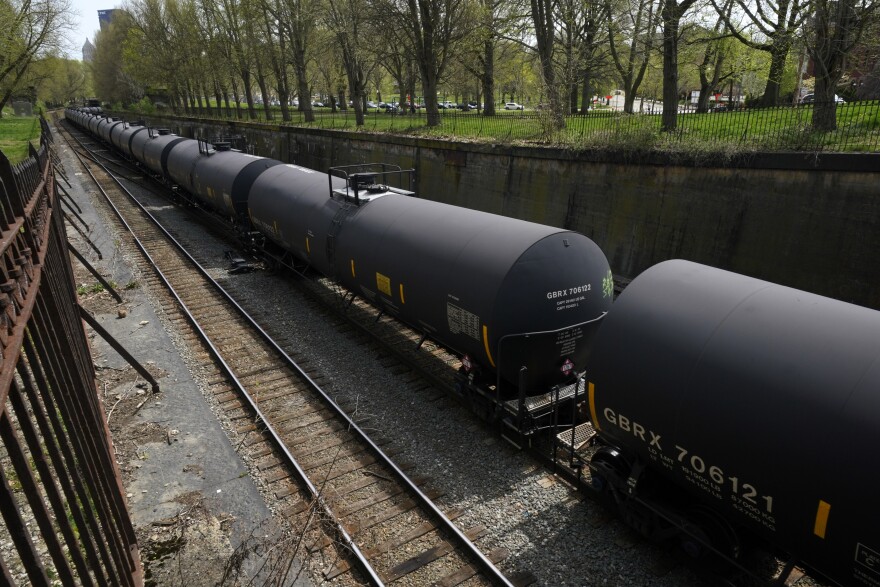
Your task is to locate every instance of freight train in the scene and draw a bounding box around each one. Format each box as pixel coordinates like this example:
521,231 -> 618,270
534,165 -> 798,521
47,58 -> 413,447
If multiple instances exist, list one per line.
65,108 -> 880,587
64,108 -> 613,398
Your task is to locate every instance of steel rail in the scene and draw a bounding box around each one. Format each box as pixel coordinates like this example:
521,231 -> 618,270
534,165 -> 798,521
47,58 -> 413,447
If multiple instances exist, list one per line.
63,122 -> 516,587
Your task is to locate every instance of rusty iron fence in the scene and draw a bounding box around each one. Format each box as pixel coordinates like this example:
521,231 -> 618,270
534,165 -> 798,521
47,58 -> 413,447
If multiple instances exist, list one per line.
0,119 -> 143,586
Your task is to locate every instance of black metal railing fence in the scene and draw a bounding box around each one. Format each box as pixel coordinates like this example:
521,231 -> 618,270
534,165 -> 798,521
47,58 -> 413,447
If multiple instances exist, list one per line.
0,118 -> 143,586
182,99 -> 880,153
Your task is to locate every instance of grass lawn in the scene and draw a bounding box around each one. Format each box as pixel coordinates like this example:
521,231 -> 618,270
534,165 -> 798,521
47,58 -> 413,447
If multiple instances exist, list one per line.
0,116 -> 41,163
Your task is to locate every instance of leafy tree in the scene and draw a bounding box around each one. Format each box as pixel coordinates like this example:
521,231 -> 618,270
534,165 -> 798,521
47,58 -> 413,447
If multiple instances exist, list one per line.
93,9 -> 143,105
27,55 -> 88,106
0,0 -> 74,115
658,0 -> 701,131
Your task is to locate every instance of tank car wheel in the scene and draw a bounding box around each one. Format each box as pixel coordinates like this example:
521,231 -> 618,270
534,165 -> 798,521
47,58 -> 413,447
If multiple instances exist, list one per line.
589,447 -> 630,493
679,504 -> 741,561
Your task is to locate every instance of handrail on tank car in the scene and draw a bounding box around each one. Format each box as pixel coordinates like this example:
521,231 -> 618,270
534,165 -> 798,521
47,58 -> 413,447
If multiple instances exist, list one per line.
328,163 -> 415,205
197,136 -> 233,155
197,137 -> 213,155
495,311 -> 608,428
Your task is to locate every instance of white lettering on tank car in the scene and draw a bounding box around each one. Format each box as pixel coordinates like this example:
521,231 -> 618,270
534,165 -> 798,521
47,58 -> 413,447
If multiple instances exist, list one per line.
547,284 -> 592,311
546,283 -> 592,300
602,408 -> 663,449
854,568 -> 880,587
447,303 -> 481,341
556,328 -> 584,356
602,405 -> 778,525
857,544 -> 880,580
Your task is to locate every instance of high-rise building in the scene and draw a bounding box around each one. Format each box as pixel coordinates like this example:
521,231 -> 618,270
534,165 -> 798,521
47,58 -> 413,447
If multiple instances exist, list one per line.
82,39 -> 96,63
98,9 -> 117,30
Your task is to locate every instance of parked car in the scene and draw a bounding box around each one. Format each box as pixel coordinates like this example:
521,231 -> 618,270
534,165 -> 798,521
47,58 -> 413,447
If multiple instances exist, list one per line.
367,101 -> 378,109
799,93 -> 845,104
504,102 -> 524,110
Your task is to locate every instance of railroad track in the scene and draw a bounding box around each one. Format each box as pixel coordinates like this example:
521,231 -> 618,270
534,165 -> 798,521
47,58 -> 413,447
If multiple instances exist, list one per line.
60,122 -> 529,587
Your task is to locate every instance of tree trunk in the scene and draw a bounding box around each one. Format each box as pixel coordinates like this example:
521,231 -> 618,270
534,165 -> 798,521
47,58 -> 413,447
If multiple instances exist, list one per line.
213,82 -> 223,118
242,71 -> 256,120
811,73 -> 838,130
292,45 -> 315,122
580,70 -> 592,113
255,69 -> 272,121
759,42 -> 789,107
482,39 -> 496,115
423,71 -> 440,126
660,1 -> 682,132
531,0 -> 565,130
231,79 -> 243,119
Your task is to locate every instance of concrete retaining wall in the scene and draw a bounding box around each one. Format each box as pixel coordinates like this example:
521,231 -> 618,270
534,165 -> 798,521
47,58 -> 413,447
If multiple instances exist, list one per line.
146,115 -> 880,309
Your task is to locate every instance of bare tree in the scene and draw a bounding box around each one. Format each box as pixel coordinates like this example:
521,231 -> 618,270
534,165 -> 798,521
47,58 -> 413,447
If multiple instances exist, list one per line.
259,0 -> 293,120
377,0 -> 473,125
324,0 -> 375,125
212,0 -> 259,118
606,0 -> 658,113
806,0 -> 879,129
574,0 -> 611,113
709,0 -> 808,106
693,0 -> 736,112
455,0 -> 523,115
531,0 -> 566,129
278,0 -> 318,121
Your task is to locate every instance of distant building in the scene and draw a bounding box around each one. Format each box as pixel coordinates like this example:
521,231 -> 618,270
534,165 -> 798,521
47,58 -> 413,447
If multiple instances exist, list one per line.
98,9 -> 118,30
82,39 -> 96,63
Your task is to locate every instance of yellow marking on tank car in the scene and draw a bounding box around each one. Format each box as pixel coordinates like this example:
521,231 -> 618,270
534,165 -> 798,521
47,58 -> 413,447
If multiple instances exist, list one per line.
814,500 -> 831,538
482,326 -> 496,367
399,283 -> 405,303
305,236 -> 310,253
588,382 -> 600,431
350,259 -> 356,278
376,272 -> 391,296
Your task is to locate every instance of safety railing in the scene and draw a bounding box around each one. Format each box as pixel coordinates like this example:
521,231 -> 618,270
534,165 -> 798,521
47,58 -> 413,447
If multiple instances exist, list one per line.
0,118 -> 143,586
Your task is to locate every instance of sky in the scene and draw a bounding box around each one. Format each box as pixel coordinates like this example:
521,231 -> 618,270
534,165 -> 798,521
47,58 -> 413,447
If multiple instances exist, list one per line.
68,0 -> 118,58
